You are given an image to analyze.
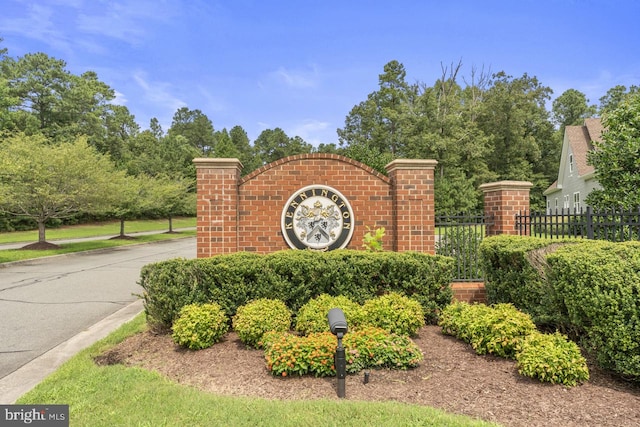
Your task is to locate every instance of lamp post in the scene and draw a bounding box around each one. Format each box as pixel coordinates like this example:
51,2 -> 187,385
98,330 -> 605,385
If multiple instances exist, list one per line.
327,307 -> 348,398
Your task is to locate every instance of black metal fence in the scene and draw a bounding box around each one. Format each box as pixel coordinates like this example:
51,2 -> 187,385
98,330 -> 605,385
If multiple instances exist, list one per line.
516,206 -> 640,241
435,213 -> 491,281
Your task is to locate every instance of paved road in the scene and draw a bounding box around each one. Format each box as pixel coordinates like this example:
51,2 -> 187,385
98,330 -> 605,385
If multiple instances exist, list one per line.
0,237 -> 196,402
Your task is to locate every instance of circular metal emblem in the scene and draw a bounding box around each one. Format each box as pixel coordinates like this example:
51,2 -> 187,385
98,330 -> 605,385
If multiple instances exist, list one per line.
281,185 -> 354,250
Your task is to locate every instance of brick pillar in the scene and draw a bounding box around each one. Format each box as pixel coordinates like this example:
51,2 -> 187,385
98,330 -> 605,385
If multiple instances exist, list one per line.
386,159 -> 438,254
480,181 -> 533,236
194,158 -> 242,258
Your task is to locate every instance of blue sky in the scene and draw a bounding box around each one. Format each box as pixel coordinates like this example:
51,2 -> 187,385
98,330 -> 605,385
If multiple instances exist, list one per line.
2,0 -> 639,146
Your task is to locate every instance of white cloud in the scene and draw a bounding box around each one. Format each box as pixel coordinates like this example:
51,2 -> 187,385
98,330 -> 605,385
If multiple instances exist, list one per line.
133,70 -> 187,112
289,119 -> 333,146
268,65 -> 320,89
112,90 -> 128,106
0,3 -> 73,54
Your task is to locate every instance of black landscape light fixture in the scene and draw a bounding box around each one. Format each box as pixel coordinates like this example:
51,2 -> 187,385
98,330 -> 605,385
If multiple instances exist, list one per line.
327,307 -> 348,398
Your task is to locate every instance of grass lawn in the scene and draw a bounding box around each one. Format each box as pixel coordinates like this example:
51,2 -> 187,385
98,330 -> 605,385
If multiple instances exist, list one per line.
0,218 -> 196,264
17,315 -> 500,427
0,217 -> 196,244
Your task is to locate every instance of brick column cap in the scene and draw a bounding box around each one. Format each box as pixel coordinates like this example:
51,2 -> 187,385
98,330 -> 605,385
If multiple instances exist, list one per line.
193,158 -> 243,171
479,180 -> 533,193
385,159 -> 438,173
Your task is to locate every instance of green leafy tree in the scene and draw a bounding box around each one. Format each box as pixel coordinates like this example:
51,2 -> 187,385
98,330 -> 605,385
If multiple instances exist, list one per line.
230,125 -> 261,173
477,72 -> 555,209
338,60 -> 417,156
586,93 -> 640,209
552,89 -> 596,130
0,133 -> 123,246
148,175 -> 195,232
168,107 -> 216,156
212,128 -> 241,158
253,128 -> 312,165
598,84 -> 640,115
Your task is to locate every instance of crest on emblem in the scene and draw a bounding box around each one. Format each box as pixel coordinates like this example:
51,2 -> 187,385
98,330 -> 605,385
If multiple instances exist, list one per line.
281,185 -> 354,250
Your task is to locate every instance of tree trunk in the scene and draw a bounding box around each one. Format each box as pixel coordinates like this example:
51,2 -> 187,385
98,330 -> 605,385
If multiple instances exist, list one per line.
38,220 -> 47,243
168,216 -> 174,233
120,219 -> 126,237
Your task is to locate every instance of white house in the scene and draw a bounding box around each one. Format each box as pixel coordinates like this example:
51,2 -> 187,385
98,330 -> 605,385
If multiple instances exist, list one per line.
544,118 -> 603,213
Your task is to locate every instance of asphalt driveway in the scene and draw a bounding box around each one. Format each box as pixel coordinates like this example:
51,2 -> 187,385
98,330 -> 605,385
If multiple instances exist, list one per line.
0,237 -> 195,403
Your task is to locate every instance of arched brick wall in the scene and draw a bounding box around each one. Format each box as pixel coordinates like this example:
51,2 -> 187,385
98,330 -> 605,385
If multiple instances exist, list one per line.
194,154 -> 437,257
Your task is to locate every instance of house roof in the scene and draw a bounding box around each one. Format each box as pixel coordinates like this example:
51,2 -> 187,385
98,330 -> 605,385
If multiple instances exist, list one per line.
566,117 -> 603,176
544,117 -> 603,196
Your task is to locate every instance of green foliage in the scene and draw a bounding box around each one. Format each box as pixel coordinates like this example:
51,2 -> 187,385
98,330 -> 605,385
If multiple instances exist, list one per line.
587,92 -> 640,209
252,127 -> 313,165
233,299 -> 291,348
140,250 -> 455,331
361,292 -> 425,336
344,326 -> 424,372
362,226 -> 386,251
0,133 -> 125,242
546,241 -> 640,380
479,235 -> 571,327
171,302 -> 229,350
439,302 -> 536,359
516,331 -> 589,386
294,294 -> 364,335
263,327 -> 423,377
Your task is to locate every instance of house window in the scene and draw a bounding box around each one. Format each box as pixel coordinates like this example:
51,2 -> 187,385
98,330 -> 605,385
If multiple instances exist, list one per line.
569,154 -> 574,173
573,192 -> 581,213
563,195 -> 570,211
546,199 -> 550,213
554,198 -> 559,212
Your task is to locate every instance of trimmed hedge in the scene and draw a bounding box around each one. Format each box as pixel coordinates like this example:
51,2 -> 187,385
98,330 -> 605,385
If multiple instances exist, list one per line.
479,235 -> 574,327
139,249 -> 454,331
547,241 -> 640,380
480,235 -> 640,381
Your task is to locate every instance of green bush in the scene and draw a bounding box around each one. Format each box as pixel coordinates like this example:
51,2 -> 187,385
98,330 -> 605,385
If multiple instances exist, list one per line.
547,241 -> 640,380
516,331 -> 589,386
171,302 -> 229,350
232,299 -> 291,348
263,327 -> 423,377
479,235 -> 573,327
140,249 -> 454,331
344,326 -> 424,373
294,294 -> 364,335
439,302 -> 536,359
361,292 -> 425,336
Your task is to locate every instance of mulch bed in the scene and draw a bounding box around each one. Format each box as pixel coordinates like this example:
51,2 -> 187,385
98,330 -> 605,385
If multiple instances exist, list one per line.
95,325 -> 640,427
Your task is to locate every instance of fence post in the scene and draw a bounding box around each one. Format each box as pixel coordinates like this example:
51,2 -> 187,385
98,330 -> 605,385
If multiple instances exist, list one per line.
586,206 -> 594,239
480,181 -> 533,236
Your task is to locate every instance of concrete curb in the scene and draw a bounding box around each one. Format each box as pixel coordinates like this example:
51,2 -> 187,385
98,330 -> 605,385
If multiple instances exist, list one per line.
0,300 -> 144,404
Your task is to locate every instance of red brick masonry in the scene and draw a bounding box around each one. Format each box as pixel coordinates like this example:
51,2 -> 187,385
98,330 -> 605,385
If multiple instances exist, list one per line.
195,156 -> 532,304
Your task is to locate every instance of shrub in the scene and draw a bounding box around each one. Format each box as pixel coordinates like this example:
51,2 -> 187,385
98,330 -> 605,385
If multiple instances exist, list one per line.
232,299 -> 291,348
516,331 -> 589,386
140,249 -> 454,331
547,241 -> 640,380
263,327 -> 423,377
171,302 -> 229,350
294,294 -> 364,335
361,292 -> 425,336
479,235 -> 573,327
343,326 -> 424,373
439,302 -> 536,359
